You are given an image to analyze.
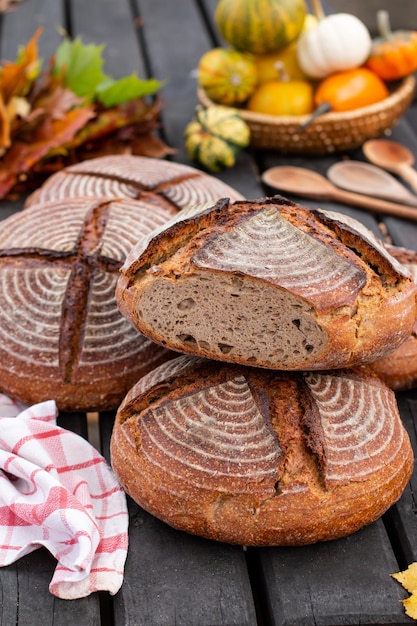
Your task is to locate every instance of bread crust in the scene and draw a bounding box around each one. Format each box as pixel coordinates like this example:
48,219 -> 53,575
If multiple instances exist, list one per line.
364,244 -> 417,391
110,355 -> 413,546
117,197 -> 417,371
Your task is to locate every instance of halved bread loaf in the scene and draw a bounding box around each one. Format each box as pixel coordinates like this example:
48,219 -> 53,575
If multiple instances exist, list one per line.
117,196 -> 417,371
110,354 -> 413,546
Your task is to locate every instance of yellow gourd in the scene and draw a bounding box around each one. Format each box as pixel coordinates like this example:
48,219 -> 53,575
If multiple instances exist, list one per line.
247,78 -> 314,116
254,14 -> 317,83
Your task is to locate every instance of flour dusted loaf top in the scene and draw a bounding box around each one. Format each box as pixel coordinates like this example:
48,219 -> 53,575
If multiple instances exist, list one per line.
25,154 -> 244,206
364,244 -> 417,391
110,354 -> 413,546
117,196 -> 417,371
0,196 -> 178,411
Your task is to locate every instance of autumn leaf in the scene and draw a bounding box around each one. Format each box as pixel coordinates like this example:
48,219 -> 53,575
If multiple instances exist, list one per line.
392,563 -> 417,593
403,595 -> 417,620
63,99 -> 159,147
0,105 -> 94,197
0,27 -> 42,102
0,27 -> 43,150
52,36 -> 163,104
96,75 -> 163,108
53,36 -> 107,98
0,29 -> 170,198
392,563 -> 417,620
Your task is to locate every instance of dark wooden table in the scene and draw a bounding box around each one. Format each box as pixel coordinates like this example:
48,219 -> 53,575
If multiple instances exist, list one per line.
1,1 -> 417,624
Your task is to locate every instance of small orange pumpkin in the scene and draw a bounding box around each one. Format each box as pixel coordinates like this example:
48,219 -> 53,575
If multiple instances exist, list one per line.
314,67 -> 389,112
365,11 -> 417,81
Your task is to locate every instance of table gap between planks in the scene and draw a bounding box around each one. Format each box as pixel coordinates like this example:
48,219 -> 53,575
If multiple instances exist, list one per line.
1,0 -> 417,624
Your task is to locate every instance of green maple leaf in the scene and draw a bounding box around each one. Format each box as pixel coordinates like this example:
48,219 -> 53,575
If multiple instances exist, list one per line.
96,75 -> 163,108
53,36 -> 163,107
53,37 -> 108,98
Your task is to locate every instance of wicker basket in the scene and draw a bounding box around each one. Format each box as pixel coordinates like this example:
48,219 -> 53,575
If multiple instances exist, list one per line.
197,75 -> 416,155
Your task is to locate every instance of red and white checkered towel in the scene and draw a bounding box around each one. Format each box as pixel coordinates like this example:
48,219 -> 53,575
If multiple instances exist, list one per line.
0,394 -> 128,600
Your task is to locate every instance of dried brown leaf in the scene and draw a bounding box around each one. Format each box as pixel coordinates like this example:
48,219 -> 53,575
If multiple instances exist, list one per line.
0,106 -> 94,197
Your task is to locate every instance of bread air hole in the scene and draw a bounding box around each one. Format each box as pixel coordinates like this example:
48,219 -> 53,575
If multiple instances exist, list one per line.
177,297 -> 196,311
218,343 -> 234,354
177,333 -> 198,348
139,273 -> 328,368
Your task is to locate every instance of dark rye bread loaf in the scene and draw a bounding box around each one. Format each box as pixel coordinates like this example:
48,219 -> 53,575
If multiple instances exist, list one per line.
110,355 -> 413,546
364,244 -> 417,391
116,196 -> 417,371
25,155 -> 244,207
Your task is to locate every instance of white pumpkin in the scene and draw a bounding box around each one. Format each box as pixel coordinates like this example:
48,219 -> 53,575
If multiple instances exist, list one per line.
296,13 -> 372,79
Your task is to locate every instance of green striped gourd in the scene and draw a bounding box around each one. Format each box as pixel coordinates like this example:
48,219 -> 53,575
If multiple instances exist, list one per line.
197,47 -> 257,105
184,105 -> 250,172
215,0 -> 307,55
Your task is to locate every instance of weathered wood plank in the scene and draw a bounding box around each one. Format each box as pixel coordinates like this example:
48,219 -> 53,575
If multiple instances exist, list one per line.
70,0 -> 145,78
385,389 -> 417,566
57,412 -> 89,440
0,0 -> 64,60
252,521 -> 411,625
113,502 -> 257,626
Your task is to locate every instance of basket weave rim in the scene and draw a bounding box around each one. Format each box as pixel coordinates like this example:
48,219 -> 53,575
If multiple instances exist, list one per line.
197,75 -> 416,125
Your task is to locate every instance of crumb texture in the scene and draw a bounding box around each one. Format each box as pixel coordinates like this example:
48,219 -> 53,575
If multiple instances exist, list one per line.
139,272 -> 328,368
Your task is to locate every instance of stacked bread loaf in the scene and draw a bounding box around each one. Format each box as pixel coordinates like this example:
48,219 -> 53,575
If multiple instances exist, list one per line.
0,156 -> 244,411
362,244 -> 417,391
111,195 -> 417,546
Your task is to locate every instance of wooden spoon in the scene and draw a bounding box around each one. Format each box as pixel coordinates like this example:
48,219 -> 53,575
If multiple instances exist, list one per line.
261,166 -> 417,221
327,160 -> 417,207
363,139 -> 417,193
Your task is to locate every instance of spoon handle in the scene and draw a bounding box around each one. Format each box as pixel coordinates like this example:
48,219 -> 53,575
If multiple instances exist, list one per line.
330,187 -> 417,221
396,163 -> 417,194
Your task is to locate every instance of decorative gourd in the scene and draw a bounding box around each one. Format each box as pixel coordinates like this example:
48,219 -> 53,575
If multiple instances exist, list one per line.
248,68 -> 314,116
296,0 -> 372,79
314,68 -> 389,113
184,105 -> 250,172
365,11 -> 417,81
197,47 -> 258,106
254,14 -> 318,83
214,0 -> 307,55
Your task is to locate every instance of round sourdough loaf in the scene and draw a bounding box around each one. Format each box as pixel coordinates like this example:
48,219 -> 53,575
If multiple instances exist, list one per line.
116,196 -> 417,371
363,245 -> 417,391
0,197 -> 176,411
25,154 -> 244,207
110,354 -> 413,546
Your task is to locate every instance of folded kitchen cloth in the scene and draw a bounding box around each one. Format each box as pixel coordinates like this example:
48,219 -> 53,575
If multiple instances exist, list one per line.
0,394 -> 129,600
